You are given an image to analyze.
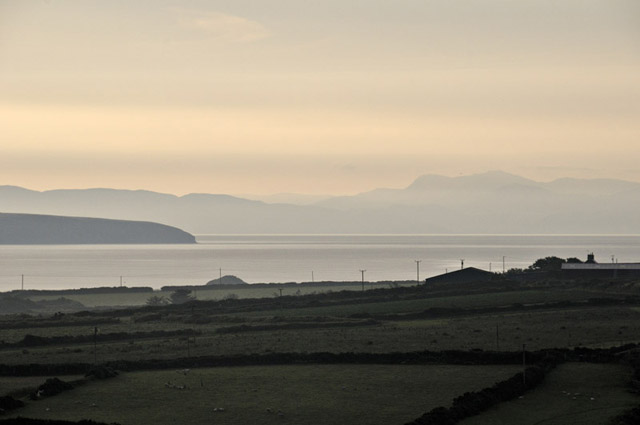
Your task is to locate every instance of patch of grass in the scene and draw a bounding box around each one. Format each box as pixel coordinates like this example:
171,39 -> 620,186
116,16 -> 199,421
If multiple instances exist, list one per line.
460,363 -> 639,425
234,289 -> 616,319
3,306 -> 640,366
11,364 -> 520,425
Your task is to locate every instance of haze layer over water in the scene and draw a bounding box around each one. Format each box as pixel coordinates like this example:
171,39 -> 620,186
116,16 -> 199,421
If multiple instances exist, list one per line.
0,234 -> 638,291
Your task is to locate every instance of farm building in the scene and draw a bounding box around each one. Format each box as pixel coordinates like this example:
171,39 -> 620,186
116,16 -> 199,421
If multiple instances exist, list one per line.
561,254 -> 640,279
424,267 -> 496,285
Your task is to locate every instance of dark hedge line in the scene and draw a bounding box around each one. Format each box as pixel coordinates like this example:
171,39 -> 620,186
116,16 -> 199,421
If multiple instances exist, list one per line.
0,418 -> 118,425
10,287 -> 153,296
5,329 -> 200,348
215,319 -> 379,334
0,318 -> 120,331
405,358 -> 559,425
161,280 -> 416,291
0,363 -> 92,377
0,345 -> 636,377
102,350 -> 536,372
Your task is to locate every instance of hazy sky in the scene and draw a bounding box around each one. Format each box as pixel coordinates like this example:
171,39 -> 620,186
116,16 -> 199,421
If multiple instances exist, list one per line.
1,0 -> 638,195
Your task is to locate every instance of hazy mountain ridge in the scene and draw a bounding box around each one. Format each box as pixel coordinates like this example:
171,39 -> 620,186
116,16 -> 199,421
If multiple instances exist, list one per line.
2,171 -> 639,234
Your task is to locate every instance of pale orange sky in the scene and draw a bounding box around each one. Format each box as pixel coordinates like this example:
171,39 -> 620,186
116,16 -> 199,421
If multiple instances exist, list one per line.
1,0 -> 639,195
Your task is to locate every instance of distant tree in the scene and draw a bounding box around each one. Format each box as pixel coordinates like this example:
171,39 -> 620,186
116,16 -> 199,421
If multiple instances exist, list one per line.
146,295 -> 169,306
170,289 -> 195,305
566,257 -> 583,264
528,256 -> 566,272
504,267 -> 525,276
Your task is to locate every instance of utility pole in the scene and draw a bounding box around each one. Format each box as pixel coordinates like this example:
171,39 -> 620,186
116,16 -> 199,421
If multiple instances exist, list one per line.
219,268 -> 222,284
278,288 -> 283,297
311,271 -> 314,283
502,256 -> 506,273
360,270 -> 366,291
120,276 -> 123,287
93,326 -> 98,365
415,260 -> 422,285
489,262 -> 492,272
522,344 -> 526,385
21,274 -> 24,291
460,259 -> 465,270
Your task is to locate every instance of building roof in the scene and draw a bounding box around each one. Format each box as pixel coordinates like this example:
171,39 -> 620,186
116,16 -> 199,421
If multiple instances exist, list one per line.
561,263 -> 640,271
424,267 -> 496,285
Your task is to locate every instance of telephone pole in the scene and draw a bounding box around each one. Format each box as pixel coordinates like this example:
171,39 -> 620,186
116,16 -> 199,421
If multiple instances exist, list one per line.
460,259 -> 465,270
522,344 -> 527,385
502,256 -> 506,273
360,269 -> 366,291
415,260 -> 422,284
311,271 -> 314,283
21,274 -> 24,291
219,268 -> 222,284
93,326 -> 98,365
120,276 -> 123,287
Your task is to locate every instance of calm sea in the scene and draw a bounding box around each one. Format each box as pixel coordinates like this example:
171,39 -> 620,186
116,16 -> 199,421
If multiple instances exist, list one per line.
0,234 -> 638,291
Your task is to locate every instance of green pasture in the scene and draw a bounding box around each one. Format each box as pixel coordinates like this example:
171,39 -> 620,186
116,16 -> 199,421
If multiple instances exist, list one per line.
2,302 -> 640,366
11,364 -> 520,425
460,363 -> 639,425
26,282 -> 409,308
23,285 -> 612,311
233,288 -> 621,319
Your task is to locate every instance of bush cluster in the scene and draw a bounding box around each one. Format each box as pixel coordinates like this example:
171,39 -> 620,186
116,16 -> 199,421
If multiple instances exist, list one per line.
0,396 -> 24,413
29,378 -> 73,400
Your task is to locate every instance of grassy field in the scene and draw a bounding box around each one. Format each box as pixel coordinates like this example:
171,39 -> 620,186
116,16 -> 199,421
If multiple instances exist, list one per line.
24,284 -> 623,310
2,303 -> 640,366
2,281 -> 640,424
460,363 -> 639,425
26,282 -> 411,307
10,364 -> 521,425
232,288 -> 617,318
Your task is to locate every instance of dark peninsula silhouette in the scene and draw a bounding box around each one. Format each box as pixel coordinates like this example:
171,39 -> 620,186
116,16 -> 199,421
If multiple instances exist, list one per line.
0,213 -> 196,244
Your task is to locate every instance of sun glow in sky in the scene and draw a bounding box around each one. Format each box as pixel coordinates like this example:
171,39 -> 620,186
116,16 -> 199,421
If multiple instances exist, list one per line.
1,0 -> 639,195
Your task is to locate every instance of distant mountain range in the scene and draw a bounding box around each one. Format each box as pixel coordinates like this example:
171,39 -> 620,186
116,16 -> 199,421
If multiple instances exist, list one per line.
2,171 -> 640,234
0,213 -> 196,244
